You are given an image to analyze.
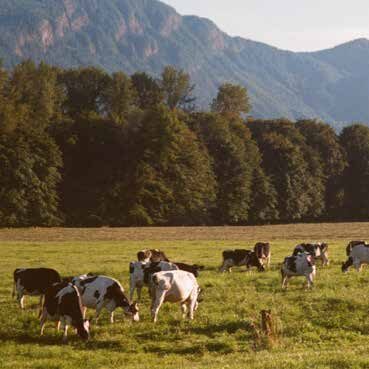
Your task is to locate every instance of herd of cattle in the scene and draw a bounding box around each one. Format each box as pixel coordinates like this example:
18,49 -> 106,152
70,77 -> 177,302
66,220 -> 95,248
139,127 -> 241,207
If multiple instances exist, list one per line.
11,240 -> 369,342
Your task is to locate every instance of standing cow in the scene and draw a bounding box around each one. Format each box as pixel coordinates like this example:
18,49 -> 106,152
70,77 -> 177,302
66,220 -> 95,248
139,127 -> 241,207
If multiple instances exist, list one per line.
342,243 -> 369,272
40,282 -> 90,342
281,253 -> 316,289
13,268 -> 61,311
220,249 -> 265,273
150,270 -> 200,323
129,261 -> 149,302
293,243 -> 329,266
73,275 -> 139,323
254,242 -> 271,268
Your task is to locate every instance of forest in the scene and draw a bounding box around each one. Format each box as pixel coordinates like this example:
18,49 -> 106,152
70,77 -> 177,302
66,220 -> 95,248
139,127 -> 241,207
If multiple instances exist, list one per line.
0,61 -> 368,227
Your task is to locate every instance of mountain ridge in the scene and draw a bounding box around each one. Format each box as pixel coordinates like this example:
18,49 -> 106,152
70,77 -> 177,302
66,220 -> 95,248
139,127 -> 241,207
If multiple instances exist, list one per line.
0,0 -> 368,127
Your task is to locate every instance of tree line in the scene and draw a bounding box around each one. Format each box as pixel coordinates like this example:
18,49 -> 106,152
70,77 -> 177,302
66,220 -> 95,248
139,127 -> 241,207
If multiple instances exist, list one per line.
0,61 -> 368,227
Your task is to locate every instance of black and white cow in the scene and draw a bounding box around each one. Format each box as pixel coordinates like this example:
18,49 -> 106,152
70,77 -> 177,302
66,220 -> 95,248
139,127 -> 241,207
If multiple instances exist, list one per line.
281,253 -> 316,289
72,275 -> 139,323
40,282 -> 90,342
137,249 -> 170,263
13,268 -> 61,310
293,243 -> 329,266
346,240 -> 367,257
254,242 -> 271,268
220,249 -> 265,273
342,242 -> 369,272
143,261 -> 179,285
150,270 -> 200,323
129,261 -> 149,302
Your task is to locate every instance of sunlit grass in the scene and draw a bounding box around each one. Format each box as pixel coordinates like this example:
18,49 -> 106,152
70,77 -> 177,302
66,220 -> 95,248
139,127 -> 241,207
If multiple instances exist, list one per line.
1,225 -> 369,368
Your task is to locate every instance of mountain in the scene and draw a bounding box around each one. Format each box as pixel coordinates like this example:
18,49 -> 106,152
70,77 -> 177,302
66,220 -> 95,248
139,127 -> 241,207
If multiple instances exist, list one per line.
0,0 -> 368,127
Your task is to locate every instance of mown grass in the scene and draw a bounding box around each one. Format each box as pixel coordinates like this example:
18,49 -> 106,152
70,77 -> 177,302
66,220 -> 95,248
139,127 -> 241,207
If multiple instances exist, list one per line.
1,224 -> 369,368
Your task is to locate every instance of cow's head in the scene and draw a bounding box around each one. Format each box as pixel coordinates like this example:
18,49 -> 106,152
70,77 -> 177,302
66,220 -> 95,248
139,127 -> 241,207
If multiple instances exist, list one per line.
77,319 -> 90,340
342,257 -> 353,273
124,302 -> 140,322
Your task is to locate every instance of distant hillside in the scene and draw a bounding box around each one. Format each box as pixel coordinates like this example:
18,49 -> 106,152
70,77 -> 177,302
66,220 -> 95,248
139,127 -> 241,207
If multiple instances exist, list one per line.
0,0 -> 368,127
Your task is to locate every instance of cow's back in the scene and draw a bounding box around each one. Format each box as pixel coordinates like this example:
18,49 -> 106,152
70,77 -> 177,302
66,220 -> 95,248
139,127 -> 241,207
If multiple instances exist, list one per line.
14,268 -> 61,294
154,270 -> 198,303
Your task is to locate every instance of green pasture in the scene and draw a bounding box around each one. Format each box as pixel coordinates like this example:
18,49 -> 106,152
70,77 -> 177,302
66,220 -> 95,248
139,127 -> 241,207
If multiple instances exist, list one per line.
1,232 -> 369,368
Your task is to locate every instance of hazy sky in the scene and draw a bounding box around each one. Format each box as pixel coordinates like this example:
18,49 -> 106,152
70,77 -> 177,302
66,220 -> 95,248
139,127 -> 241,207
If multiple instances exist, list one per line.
161,0 -> 369,51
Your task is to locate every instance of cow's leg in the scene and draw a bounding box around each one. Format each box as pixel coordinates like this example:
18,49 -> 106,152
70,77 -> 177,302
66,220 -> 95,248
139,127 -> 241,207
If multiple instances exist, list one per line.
56,321 -> 61,331
353,259 -> 361,271
129,281 -> 135,303
281,271 -> 290,289
187,289 -> 200,320
306,273 -> 314,289
95,301 -> 105,323
267,254 -> 271,268
82,306 -> 87,319
62,317 -> 72,342
151,290 -> 166,323
19,295 -> 25,309
38,295 -> 44,317
40,309 -> 48,336
220,259 -> 233,273
181,303 -> 188,319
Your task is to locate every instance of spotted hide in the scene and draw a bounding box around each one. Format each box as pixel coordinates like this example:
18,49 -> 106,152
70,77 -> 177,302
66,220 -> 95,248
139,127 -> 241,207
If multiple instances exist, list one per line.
40,282 -> 90,342
73,275 -> 139,323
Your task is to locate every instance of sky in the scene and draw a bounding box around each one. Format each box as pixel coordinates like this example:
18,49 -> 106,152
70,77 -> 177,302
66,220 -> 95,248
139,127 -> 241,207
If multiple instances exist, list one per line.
161,0 -> 369,51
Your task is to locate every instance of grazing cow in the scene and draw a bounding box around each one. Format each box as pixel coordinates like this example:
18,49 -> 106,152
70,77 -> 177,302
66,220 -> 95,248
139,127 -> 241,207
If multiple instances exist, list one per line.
293,243 -> 329,266
254,242 -> 271,268
150,270 -> 200,323
143,261 -> 179,285
342,243 -> 369,272
129,261 -> 148,302
40,282 -> 90,342
281,253 -> 316,289
346,240 -> 367,257
173,262 -> 204,277
137,249 -> 170,263
13,268 -> 61,310
73,275 -> 139,323
220,249 -> 265,273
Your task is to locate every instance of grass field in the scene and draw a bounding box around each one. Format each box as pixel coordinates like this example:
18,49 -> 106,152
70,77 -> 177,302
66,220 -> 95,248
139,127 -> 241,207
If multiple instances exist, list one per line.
1,223 -> 369,369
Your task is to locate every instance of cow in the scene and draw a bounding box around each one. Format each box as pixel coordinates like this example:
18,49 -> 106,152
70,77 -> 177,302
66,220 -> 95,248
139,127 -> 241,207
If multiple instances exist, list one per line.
137,249 -> 170,263
40,282 -> 90,342
346,240 -> 367,257
143,261 -> 179,284
293,243 -> 329,266
150,270 -> 200,323
72,275 -> 139,323
281,253 -> 316,289
129,261 -> 149,302
254,242 -> 271,268
219,249 -> 265,273
13,268 -> 61,311
173,262 -> 204,277
342,243 -> 369,272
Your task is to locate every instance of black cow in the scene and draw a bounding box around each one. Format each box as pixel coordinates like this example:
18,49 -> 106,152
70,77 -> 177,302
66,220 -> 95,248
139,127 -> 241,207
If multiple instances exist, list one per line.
173,263 -> 205,277
220,249 -> 265,272
13,268 -> 61,311
40,282 -> 90,342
